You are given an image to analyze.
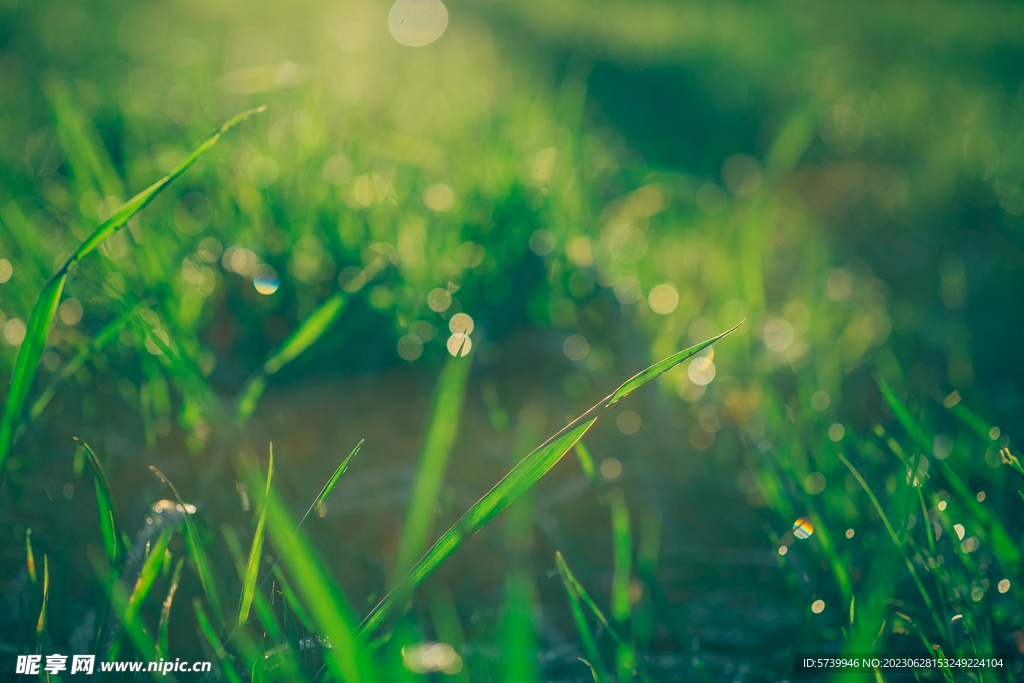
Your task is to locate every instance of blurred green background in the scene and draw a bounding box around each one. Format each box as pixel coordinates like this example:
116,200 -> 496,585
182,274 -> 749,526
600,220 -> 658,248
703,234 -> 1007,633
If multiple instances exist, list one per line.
2,0 -> 1024,680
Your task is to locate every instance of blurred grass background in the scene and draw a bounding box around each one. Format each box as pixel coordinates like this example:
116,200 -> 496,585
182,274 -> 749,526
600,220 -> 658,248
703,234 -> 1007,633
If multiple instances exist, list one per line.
2,0 -> 1024,680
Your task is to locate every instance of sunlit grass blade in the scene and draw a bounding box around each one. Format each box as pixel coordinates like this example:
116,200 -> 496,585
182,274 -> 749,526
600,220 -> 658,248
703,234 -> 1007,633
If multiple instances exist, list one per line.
236,292 -> 348,425
264,487 -> 374,682
556,552 -> 610,683
150,466 -> 225,627
26,528 -> 36,584
123,524 -> 174,630
157,558 -> 184,660
195,598 -> 243,683
359,323 -> 740,637
0,106 -> 265,473
556,551 -> 654,683
239,447 -> 274,629
36,555 -> 65,683
395,353 -> 473,578
88,545 -> 159,662
76,437 -> 121,565
299,439 -> 363,528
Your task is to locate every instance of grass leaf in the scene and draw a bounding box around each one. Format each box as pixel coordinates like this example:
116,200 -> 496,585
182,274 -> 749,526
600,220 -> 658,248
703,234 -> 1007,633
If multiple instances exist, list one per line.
123,524 -> 174,628
359,323 -> 741,637
556,553 -> 611,683
608,488 -> 632,623
236,292 -> 348,425
195,598 -> 243,683
150,466 -> 225,627
157,558 -> 185,660
395,353 -> 473,578
239,446 -> 274,629
0,106 -> 265,473
76,437 -> 120,565
298,439 -> 363,528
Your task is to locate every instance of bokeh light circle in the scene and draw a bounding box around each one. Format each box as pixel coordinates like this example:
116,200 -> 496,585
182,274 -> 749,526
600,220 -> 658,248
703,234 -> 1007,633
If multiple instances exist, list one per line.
447,332 -> 472,357
253,264 -> 280,294
388,0 -> 449,47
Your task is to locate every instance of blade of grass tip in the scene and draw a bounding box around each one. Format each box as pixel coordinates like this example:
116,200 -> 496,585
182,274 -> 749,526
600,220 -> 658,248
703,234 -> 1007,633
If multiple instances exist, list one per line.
0,106 -> 265,474
157,558 -> 185,660
299,439 -> 363,528
76,437 -> 121,565
358,322 -> 742,638
263,486 -> 374,683
574,441 -> 607,499
26,528 -> 37,584
394,352 -> 473,581
555,552 -> 655,683
150,466 -> 224,627
236,292 -> 348,426
555,553 -> 610,683
123,524 -> 174,631
195,598 -> 243,683
239,447 -> 273,629
36,555 -> 66,683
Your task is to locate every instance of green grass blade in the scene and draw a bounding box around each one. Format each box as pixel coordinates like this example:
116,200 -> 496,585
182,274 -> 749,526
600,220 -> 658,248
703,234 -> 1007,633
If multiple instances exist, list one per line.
395,353 -> 473,578
609,488 -> 632,623
150,466 -> 225,627
123,525 -> 174,628
26,528 -> 37,584
239,447 -> 274,629
264,487 -> 374,682
157,558 -> 185,659
0,106 -> 265,473
556,552 -> 611,683
359,324 -> 740,637
76,438 -> 120,565
195,598 -> 243,683
299,439 -> 363,528
236,292 -> 348,425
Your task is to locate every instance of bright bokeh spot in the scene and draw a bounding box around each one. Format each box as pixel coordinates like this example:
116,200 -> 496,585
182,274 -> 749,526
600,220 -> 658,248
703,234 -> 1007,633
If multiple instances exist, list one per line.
402,642 -> 462,674
398,334 -> 424,361
616,410 -> 641,435
793,517 -> 814,539
648,283 -> 679,314
447,332 -> 471,357
388,0 -> 449,47
0,258 -> 12,283
999,579 -> 1011,593
845,528 -> 855,538
811,390 -> 830,411
448,312 -> 474,335
59,298 -> 83,325
954,524 -> 965,540
778,545 -> 788,556
828,423 -> 845,441
424,183 -> 454,211
688,356 -> 716,386
427,288 -> 452,312
253,264 -> 280,294
600,457 -> 622,480
3,318 -> 26,345
563,334 -> 589,361
811,600 -> 825,614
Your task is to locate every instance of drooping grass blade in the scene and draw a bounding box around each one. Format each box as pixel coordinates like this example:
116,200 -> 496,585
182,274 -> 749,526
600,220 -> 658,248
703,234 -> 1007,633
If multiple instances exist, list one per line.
556,552 -> 611,683
236,292 -> 348,425
359,322 -> 741,637
157,558 -> 185,660
150,466 -> 225,627
0,106 -> 266,473
394,353 -> 473,579
239,447 -> 274,629
76,437 -> 121,565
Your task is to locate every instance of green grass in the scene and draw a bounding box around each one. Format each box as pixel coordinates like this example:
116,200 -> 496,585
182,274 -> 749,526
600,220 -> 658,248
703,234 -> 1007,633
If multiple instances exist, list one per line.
3,0 -> 1024,680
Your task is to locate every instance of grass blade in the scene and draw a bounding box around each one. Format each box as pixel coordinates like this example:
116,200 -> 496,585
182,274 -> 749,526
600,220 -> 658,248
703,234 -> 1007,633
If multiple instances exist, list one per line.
236,292 -> 348,425
395,353 -> 473,578
157,558 -> 185,659
26,528 -> 37,584
264,486 -> 374,682
239,447 -> 274,629
76,437 -> 121,565
359,322 -> 741,637
0,106 -> 265,473
195,598 -> 243,683
556,552 -> 611,683
150,466 -> 225,627
123,525 -> 174,628
608,488 -> 632,623
298,439 -> 363,528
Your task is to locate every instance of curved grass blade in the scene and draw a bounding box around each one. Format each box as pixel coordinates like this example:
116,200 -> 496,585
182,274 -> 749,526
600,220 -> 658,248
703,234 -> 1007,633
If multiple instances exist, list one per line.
556,553 -> 610,683
75,437 -> 121,565
239,447 -> 274,629
359,322 -> 742,637
157,558 -> 185,659
236,292 -> 348,425
0,106 -> 266,473
395,353 -> 473,578
299,439 -> 363,528
195,598 -> 243,683
150,466 -> 224,627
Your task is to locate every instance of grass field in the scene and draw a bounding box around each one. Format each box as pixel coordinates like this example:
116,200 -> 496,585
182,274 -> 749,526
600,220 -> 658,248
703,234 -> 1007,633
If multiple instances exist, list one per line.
2,0 -> 1024,681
